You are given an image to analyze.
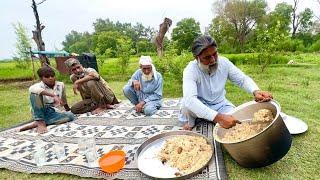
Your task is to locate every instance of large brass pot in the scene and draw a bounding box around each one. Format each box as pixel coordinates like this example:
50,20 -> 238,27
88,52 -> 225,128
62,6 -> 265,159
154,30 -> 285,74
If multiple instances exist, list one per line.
213,101 -> 292,168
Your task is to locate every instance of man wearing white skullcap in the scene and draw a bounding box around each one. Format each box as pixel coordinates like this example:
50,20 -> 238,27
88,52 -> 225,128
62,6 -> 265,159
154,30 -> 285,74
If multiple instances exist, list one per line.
123,56 -> 163,116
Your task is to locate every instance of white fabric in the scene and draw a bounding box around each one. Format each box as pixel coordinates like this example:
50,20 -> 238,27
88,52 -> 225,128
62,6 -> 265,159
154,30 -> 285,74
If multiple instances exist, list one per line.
29,81 -> 65,105
139,56 -> 158,81
139,56 -> 152,65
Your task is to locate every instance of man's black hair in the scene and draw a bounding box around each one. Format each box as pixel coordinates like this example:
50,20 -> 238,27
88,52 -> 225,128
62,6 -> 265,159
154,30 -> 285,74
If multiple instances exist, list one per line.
191,35 -> 217,57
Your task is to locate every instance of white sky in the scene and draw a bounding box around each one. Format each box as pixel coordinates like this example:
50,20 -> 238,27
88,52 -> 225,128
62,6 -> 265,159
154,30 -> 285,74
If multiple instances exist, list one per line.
0,0 -> 319,59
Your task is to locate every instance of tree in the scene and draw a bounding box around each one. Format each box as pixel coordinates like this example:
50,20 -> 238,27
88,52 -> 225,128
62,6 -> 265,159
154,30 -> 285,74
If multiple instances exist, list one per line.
154,18 -> 172,58
270,2 -> 292,33
209,16 -> 237,53
316,0 -> 320,20
92,19 -> 155,53
255,21 -> 289,71
136,39 -> 155,54
62,31 -> 93,53
12,22 -> 32,68
211,0 -> 267,52
117,38 -> 133,73
31,0 -> 49,65
172,18 -> 202,54
93,18 -> 117,33
93,31 -> 132,57
298,8 -> 313,34
291,0 -> 313,37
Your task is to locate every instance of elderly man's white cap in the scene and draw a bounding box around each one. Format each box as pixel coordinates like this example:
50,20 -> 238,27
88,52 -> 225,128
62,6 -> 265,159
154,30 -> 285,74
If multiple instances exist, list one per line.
139,56 -> 152,65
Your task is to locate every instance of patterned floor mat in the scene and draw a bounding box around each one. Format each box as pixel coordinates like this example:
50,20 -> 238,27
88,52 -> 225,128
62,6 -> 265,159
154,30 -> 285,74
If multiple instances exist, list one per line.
0,99 -> 227,179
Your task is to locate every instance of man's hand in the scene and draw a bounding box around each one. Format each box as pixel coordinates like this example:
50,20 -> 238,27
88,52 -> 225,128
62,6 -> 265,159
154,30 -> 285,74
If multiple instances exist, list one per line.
135,101 -> 145,113
132,80 -> 141,91
53,95 -> 64,106
73,81 -> 80,95
214,113 -> 241,129
253,90 -> 273,102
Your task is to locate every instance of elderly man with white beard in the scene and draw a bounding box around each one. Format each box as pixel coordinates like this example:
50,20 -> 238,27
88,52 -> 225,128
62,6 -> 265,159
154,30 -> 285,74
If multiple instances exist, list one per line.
179,35 -> 273,130
123,56 -> 163,116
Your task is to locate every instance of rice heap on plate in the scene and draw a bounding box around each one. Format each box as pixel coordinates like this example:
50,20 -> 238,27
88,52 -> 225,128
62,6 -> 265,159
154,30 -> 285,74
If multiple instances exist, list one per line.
157,135 -> 213,176
222,109 -> 274,143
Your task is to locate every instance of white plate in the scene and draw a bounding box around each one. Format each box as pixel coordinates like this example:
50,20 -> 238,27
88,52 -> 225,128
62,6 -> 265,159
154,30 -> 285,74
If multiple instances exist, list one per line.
136,131 -> 214,179
281,113 -> 308,134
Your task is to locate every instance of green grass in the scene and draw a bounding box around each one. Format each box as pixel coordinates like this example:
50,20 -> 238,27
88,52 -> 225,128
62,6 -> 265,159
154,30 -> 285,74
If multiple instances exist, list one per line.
1,54 -> 320,179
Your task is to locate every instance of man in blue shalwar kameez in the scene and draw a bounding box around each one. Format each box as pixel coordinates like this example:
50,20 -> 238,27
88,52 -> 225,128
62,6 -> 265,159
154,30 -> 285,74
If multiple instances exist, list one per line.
123,56 -> 163,116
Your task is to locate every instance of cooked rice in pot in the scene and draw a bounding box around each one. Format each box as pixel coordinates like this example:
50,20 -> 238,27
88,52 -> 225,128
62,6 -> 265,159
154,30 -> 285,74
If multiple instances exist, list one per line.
222,109 -> 274,143
157,135 -> 213,176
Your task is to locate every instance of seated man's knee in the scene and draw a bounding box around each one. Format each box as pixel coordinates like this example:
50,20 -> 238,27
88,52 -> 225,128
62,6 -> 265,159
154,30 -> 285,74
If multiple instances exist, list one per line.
30,93 -> 43,108
65,112 -> 75,121
144,105 -> 157,116
86,80 -> 98,88
70,106 -> 77,114
70,105 -> 84,114
179,106 -> 197,126
180,105 -> 192,115
86,80 -> 97,88
123,85 -> 133,96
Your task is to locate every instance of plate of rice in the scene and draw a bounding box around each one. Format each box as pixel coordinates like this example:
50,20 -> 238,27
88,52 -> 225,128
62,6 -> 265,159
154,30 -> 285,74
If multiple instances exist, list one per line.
136,131 -> 214,179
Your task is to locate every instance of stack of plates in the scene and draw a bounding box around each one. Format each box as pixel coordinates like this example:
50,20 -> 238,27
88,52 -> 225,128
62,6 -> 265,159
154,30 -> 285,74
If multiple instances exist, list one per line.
281,113 -> 308,135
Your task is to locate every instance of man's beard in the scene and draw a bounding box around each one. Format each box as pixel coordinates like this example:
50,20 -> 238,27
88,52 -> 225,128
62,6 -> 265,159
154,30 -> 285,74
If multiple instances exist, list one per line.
142,72 -> 153,81
198,61 -> 218,74
75,72 -> 85,78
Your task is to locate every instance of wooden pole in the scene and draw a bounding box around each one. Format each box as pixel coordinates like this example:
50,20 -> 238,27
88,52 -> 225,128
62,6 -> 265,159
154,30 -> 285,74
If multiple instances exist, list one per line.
29,47 -> 36,82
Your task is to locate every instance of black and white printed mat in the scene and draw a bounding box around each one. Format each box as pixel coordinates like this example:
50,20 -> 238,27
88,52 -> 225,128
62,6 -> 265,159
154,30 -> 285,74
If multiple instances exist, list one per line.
0,99 -> 227,179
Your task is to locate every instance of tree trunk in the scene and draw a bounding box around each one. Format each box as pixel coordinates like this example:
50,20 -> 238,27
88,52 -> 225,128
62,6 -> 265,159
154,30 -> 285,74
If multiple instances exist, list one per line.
291,0 -> 299,38
154,18 -> 172,58
31,0 -> 49,65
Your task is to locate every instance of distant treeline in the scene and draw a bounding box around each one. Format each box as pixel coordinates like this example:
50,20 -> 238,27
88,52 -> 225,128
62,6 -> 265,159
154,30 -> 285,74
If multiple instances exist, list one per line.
62,0 -> 320,57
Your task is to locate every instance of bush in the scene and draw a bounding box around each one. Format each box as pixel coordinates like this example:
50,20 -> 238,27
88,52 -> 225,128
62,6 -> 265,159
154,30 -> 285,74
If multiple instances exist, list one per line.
168,51 -> 193,82
277,39 -> 306,52
224,53 -> 289,65
153,53 -> 174,75
308,39 -> 320,52
154,51 -> 193,83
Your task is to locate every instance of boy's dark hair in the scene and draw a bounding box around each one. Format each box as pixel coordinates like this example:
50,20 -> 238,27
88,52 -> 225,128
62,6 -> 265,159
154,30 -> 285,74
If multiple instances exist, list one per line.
37,66 -> 55,78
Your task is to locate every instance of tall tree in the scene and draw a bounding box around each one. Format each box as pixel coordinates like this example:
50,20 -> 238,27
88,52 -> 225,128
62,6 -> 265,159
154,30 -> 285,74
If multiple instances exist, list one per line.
92,19 -> 155,54
270,2 -> 292,32
316,0 -> 320,20
12,22 -> 32,68
154,17 -> 172,58
31,0 -> 49,65
291,0 -> 313,37
93,31 -> 132,57
212,0 -> 267,52
62,31 -> 93,53
209,16 -> 237,53
171,18 -> 201,54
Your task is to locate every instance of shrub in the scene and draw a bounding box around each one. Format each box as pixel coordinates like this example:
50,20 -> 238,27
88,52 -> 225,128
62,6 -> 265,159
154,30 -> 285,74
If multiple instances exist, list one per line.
308,39 -> 320,52
168,51 -> 193,83
277,39 -> 306,52
224,53 -> 289,65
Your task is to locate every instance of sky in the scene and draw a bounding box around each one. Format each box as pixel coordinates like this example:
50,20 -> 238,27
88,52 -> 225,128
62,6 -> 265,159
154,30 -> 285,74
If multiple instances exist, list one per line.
1,0 -> 319,59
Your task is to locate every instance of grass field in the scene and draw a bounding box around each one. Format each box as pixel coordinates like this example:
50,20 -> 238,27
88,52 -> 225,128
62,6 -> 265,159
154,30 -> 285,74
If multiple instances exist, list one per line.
0,54 -> 320,179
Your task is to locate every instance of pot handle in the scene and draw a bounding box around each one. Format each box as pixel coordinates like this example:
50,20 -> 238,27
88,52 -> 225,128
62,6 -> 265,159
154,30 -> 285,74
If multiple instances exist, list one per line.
271,99 -> 281,112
